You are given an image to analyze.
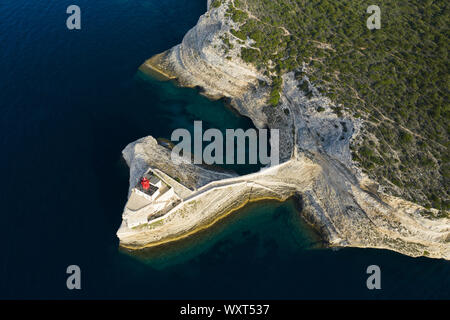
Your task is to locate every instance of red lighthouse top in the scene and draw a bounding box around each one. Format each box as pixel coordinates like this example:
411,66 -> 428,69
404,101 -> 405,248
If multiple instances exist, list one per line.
140,177 -> 150,190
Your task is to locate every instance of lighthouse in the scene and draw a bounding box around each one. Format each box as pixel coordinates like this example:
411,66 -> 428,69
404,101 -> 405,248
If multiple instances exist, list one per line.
140,177 -> 150,191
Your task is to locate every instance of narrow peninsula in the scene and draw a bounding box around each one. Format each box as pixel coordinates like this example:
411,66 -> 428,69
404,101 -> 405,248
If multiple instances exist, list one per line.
117,0 -> 449,260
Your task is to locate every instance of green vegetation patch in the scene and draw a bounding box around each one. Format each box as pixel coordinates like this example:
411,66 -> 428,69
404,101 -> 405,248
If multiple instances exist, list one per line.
225,0 -> 449,209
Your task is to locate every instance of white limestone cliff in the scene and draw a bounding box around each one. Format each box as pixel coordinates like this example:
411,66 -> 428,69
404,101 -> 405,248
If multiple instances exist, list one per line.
118,0 -> 450,260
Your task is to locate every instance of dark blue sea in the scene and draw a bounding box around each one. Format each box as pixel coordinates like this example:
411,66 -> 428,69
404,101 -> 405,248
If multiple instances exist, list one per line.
0,0 -> 448,299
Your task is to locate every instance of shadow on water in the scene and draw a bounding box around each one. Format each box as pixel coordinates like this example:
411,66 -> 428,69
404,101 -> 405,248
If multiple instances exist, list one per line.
133,70 -> 266,175
117,195 -> 450,300
119,197 -> 324,269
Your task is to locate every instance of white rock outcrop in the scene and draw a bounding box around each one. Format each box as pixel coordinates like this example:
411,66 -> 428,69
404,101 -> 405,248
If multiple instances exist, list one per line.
118,0 -> 450,260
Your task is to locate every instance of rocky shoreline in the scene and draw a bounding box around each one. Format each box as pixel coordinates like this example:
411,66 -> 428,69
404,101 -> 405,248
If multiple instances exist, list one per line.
117,1 -> 449,260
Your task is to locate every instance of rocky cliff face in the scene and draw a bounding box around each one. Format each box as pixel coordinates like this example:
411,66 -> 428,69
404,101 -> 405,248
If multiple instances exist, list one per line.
120,0 -> 449,259
118,136 -> 450,259
142,2 -> 359,164
142,2 -> 269,126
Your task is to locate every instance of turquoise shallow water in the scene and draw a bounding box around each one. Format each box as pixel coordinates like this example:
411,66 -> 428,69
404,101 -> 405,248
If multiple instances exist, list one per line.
0,0 -> 448,299
123,199 -> 322,269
